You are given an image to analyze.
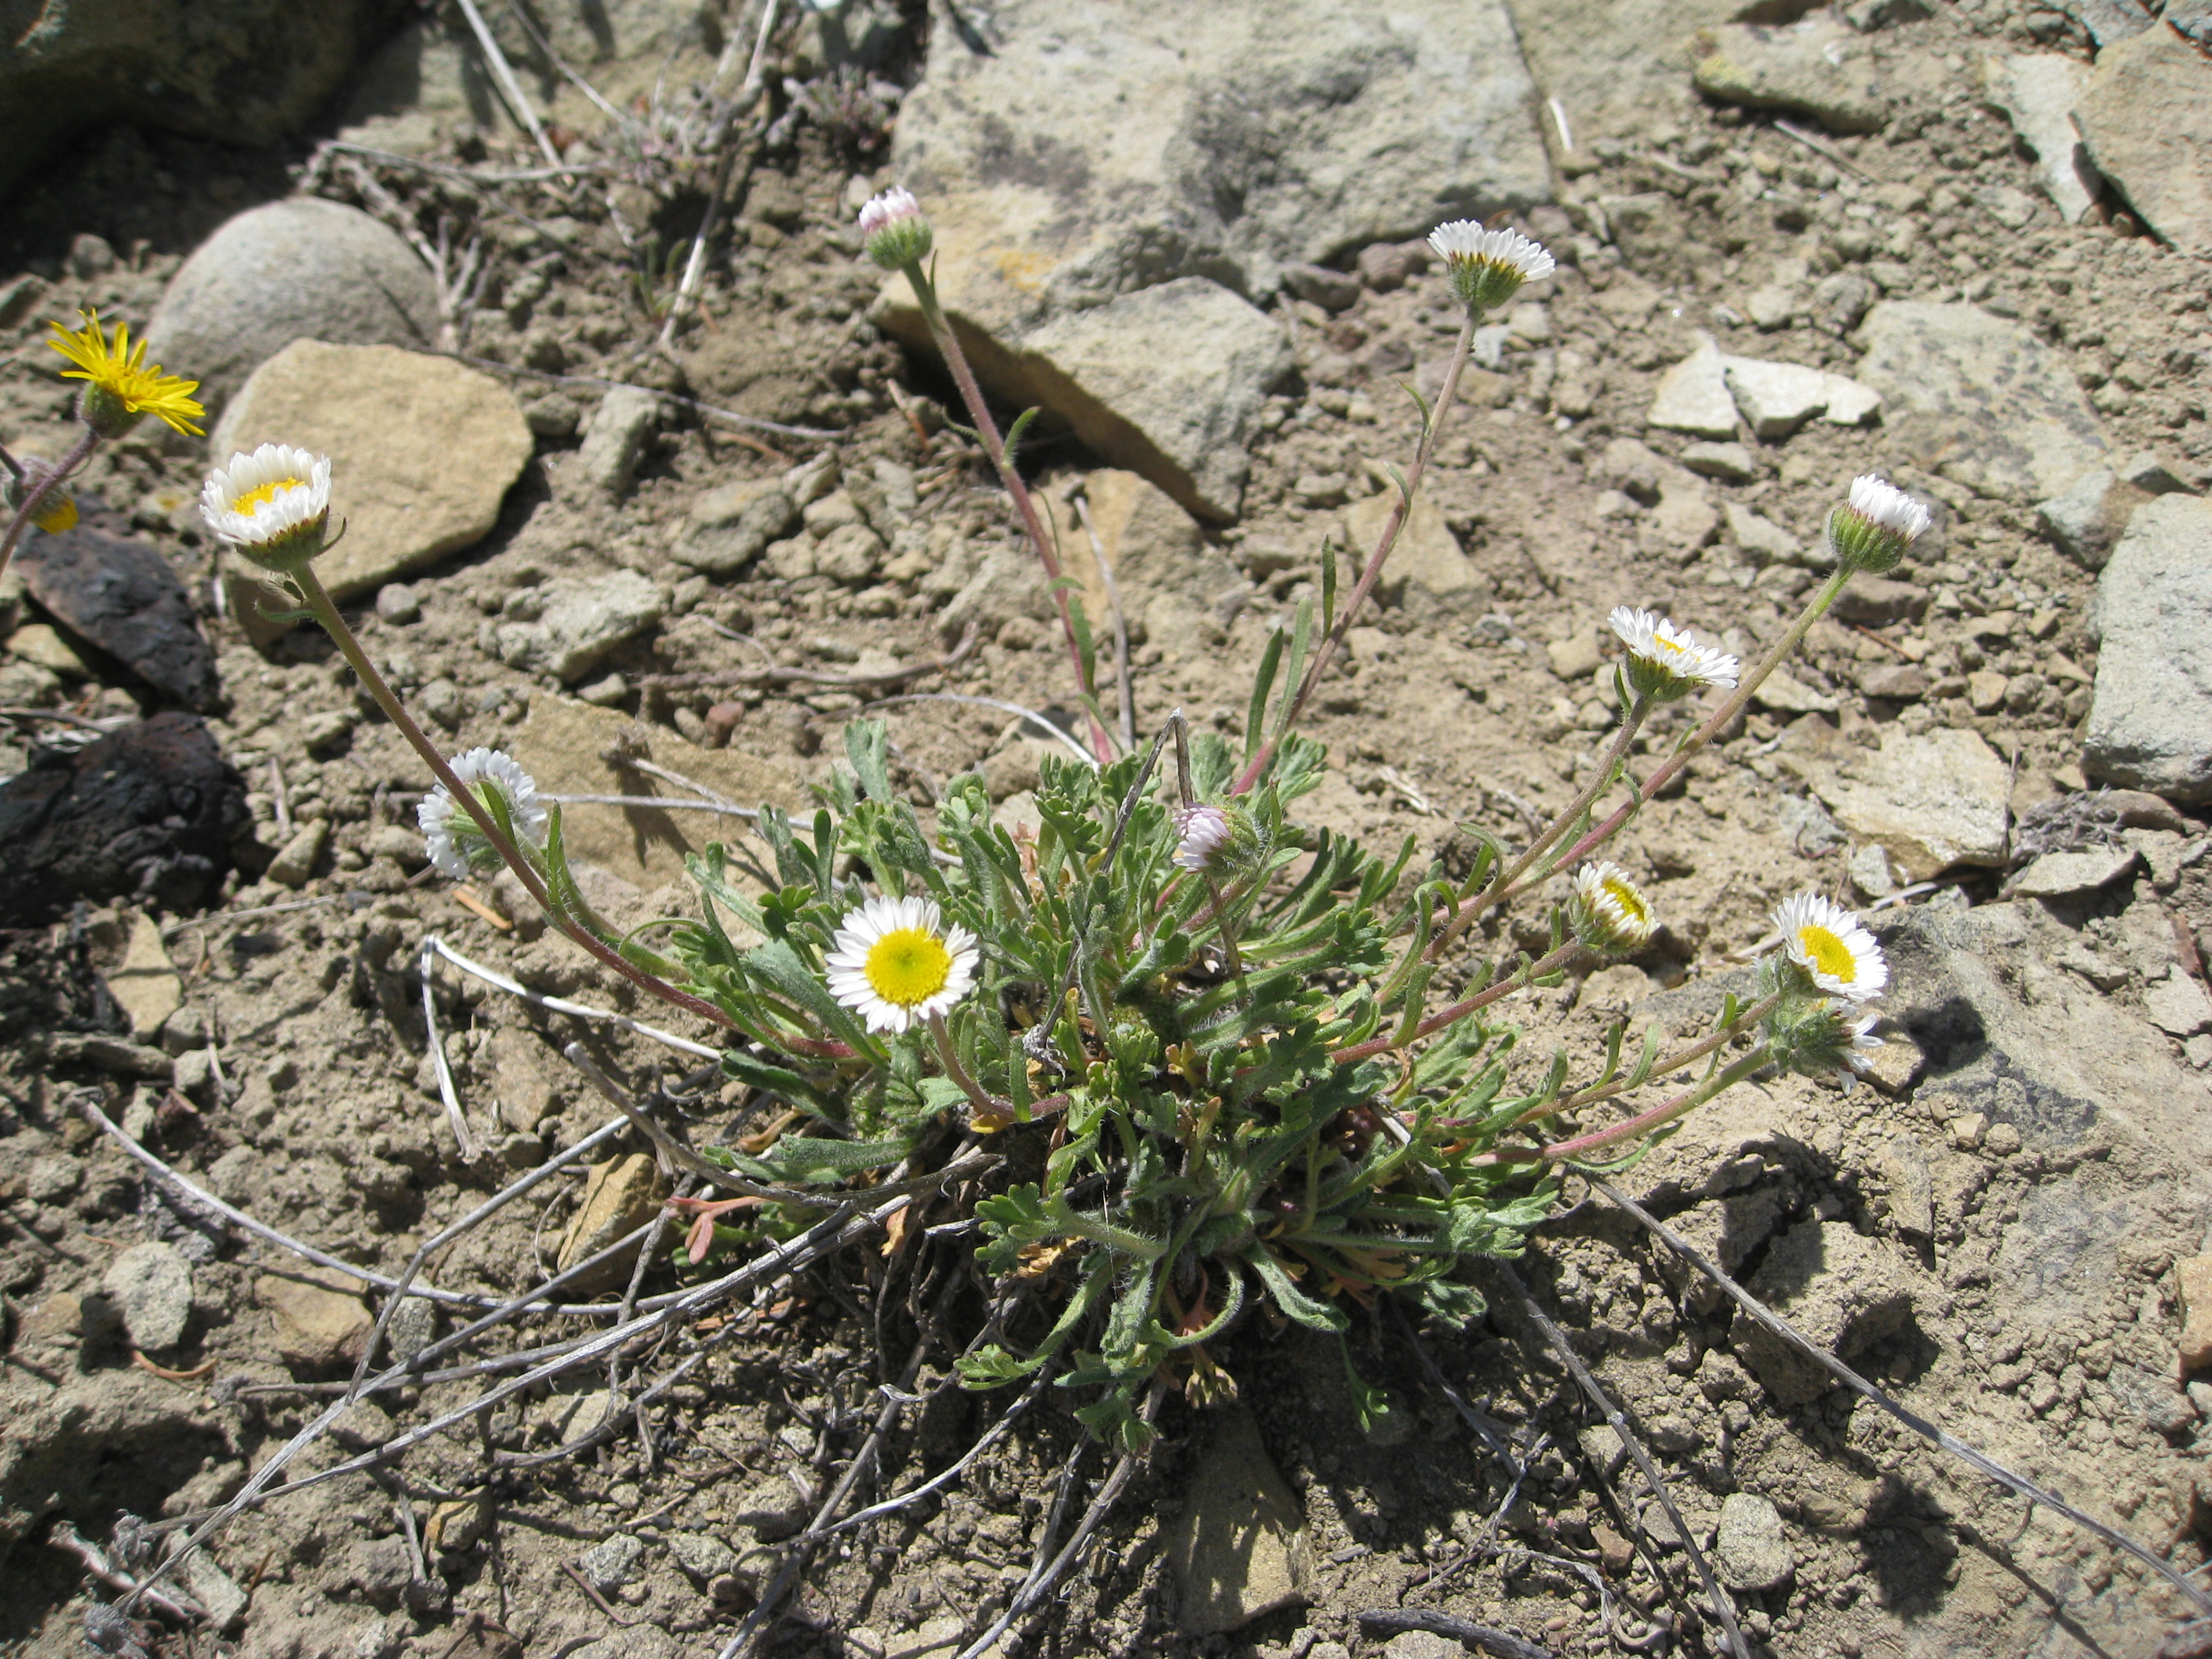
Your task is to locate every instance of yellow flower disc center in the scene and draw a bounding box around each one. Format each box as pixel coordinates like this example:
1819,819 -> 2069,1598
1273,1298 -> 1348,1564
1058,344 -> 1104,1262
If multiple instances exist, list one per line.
1798,924 -> 1856,982
864,927 -> 953,1008
1654,634 -> 1687,656
232,478 -> 307,514
1601,878 -> 1647,924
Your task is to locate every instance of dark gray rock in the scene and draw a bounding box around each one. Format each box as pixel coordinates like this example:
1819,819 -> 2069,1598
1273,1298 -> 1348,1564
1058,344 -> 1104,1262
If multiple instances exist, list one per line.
2083,495 -> 2212,804
16,516 -> 219,711
147,199 -> 441,417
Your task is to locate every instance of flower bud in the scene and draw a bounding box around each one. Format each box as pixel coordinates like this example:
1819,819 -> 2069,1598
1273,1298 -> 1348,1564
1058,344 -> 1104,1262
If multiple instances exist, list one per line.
1172,802 -> 1242,872
1759,976 -> 1882,1086
858,187 -> 933,271
1825,473 -> 1930,574
1568,861 -> 1656,955
4,469 -> 77,535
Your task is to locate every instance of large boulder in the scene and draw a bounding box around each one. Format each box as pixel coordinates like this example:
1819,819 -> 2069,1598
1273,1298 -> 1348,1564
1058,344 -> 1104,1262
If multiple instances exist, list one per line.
148,199 -> 441,418
875,0 -> 1548,519
2074,22 -> 2212,260
0,2 -> 383,205
2083,493 -> 2212,804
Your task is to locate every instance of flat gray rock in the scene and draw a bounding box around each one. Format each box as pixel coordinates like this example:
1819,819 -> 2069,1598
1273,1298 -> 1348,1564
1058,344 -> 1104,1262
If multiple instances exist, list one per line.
2083,494 -> 2212,804
1166,1406 -> 1311,1634
148,199 -> 440,417
487,569 -> 665,684
2076,23 -> 2212,260
1647,337 -> 1739,438
102,1240 -> 194,1352
1717,1492 -> 1793,1591
1692,15 -> 1893,134
1504,0 -> 1752,152
1856,301 -> 2106,502
1980,54 -> 2101,225
1791,726 -> 2010,880
877,0 -> 1545,519
2010,846 -> 2140,897
577,386 -> 660,499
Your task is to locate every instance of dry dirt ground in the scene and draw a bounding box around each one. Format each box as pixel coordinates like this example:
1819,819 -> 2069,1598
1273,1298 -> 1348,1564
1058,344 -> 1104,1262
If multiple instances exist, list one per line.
3,3 -> 2212,1659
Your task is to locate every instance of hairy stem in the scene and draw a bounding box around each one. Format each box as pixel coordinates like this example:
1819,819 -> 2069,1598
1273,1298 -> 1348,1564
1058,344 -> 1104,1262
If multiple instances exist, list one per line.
1233,307 -> 1479,796
1523,990 -> 1782,1126
1332,941 -> 1582,1065
295,565 -> 736,1029
0,424 -> 98,585
1536,1049 -> 1769,1164
901,262 -> 1115,762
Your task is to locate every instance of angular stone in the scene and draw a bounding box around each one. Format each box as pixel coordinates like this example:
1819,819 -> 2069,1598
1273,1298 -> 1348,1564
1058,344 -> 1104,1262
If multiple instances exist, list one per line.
1859,663 -> 1928,701
1830,575 -> 1929,625
148,199 -> 441,417
1547,634 -> 1603,680
1693,16 -> 1892,134
2180,1257 -> 2212,1372
489,1029 -> 559,1135
1793,726 -> 2009,880
487,569 -> 662,684
1717,1492 -> 1793,1591
1681,441 -> 1757,483
1855,302 -> 2106,502
2147,974 -> 2212,1039
1647,337 -> 1739,438
259,1271 -> 373,1371
556,1153 -> 670,1294
2076,24 -> 2212,258
265,817 -> 328,889
1982,54 -> 2101,226
675,479 -> 800,577
877,0 -> 1543,517
510,697 -> 808,889
1167,1406 -> 1311,1634
577,386 -> 659,499
1725,502 -> 1801,564
1046,469 -> 1244,654
1822,373 -> 1883,427
6,621 -> 84,676
1504,0 -> 1756,152
1344,492 -> 1483,607
1753,670 -> 1837,716
99,910 -> 183,1044
14,521 -> 219,711
1733,1221 -> 1913,1404
1877,1132 -> 1934,1231
2011,846 -> 2140,897
215,341 -> 533,630
1723,355 -> 1830,438
2083,495 -> 2212,804
578,1533 -> 645,1591
103,1241 -> 194,1352
665,1531 -> 737,1584
2038,467 -> 2150,571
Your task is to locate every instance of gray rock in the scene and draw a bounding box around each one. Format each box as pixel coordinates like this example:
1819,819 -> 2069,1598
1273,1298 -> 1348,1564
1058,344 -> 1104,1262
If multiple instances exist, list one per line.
729,1475 -> 813,1542
148,199 -> 441,418
489,570 -> 664,684
2083,495 -> 2212,804
2038,468 -> 2143,571
665,1530 -> 737,1584
1725,503 -> 1801,564
180,1551 -> 249,1631
102,1241 -> 193,1352
936,545 -> 1055,648
0,5 -> 373,205
1790,726 -> 2009,880
2172,0 -> 2212,46
1982,54 -> 2100,225
1722,354 -> 1830,438
2076,25 -> 2212,259
1166,1406 -> 1311,1633
577,387 -> 659,499
1681,441 -> 1758,483
1505,0 -> 1758,152
569,1630 -> 677,1659
375,583 -> 422,626
674,481 -> 800,577
265,818 -> 330,889
1732,1221 -> 1914,1404
1693,15 -> 1892,134
2147,973 -> 2212,1038
2010,846 -> 2140,897
1283,263 -> 1361,312
1647,337 -> 1739,439
876,0 -> 1542,518
1716,1493 -> 1793,1591
577,1532 -> 646,1591
2076,0 -> 2157,46
1855,302 -> 2106,503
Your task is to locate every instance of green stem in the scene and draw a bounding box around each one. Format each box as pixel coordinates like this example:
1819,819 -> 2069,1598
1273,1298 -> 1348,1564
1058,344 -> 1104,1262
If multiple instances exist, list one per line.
901,262 -> 1115,763
1332,940 -> 1582,1065
1430,696 -> 1650,964
294,565 -> 737,1030
1232,306 -> 1480,797
0,424 -> 98,587
927,1009 -> 1001,1119
1521,565 -> 1853,895
1538,1049 -> 1769,1164
1513,990 -> 1782,1128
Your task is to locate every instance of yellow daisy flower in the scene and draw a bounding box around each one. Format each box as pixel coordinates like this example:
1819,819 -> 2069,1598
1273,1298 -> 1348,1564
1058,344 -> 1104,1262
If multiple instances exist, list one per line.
47,310 -> 205,438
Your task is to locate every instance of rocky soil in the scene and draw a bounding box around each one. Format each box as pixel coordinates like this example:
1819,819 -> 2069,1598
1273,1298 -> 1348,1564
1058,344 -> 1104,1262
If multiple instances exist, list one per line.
3,2 -> 2212,1658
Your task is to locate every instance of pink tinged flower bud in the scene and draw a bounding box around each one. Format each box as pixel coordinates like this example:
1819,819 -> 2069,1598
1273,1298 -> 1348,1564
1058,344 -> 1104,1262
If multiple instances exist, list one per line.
1172,804 -> 1233,872
858,187 -> 933,270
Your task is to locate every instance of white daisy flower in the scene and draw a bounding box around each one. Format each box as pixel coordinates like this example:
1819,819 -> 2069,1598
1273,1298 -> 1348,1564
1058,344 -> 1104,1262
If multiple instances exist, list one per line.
1172,804 -> 1233,872
1826,472 -> 1931,573
200,443 -> 332,571
417,748 -> 548,880
825,894 -> 979,1034
1771,890 -> 1888,1003
1607,606 -> 1740,701
1426,222 -> 1556,312
857,186 -> 933,270
1569,861 -> 1656,954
